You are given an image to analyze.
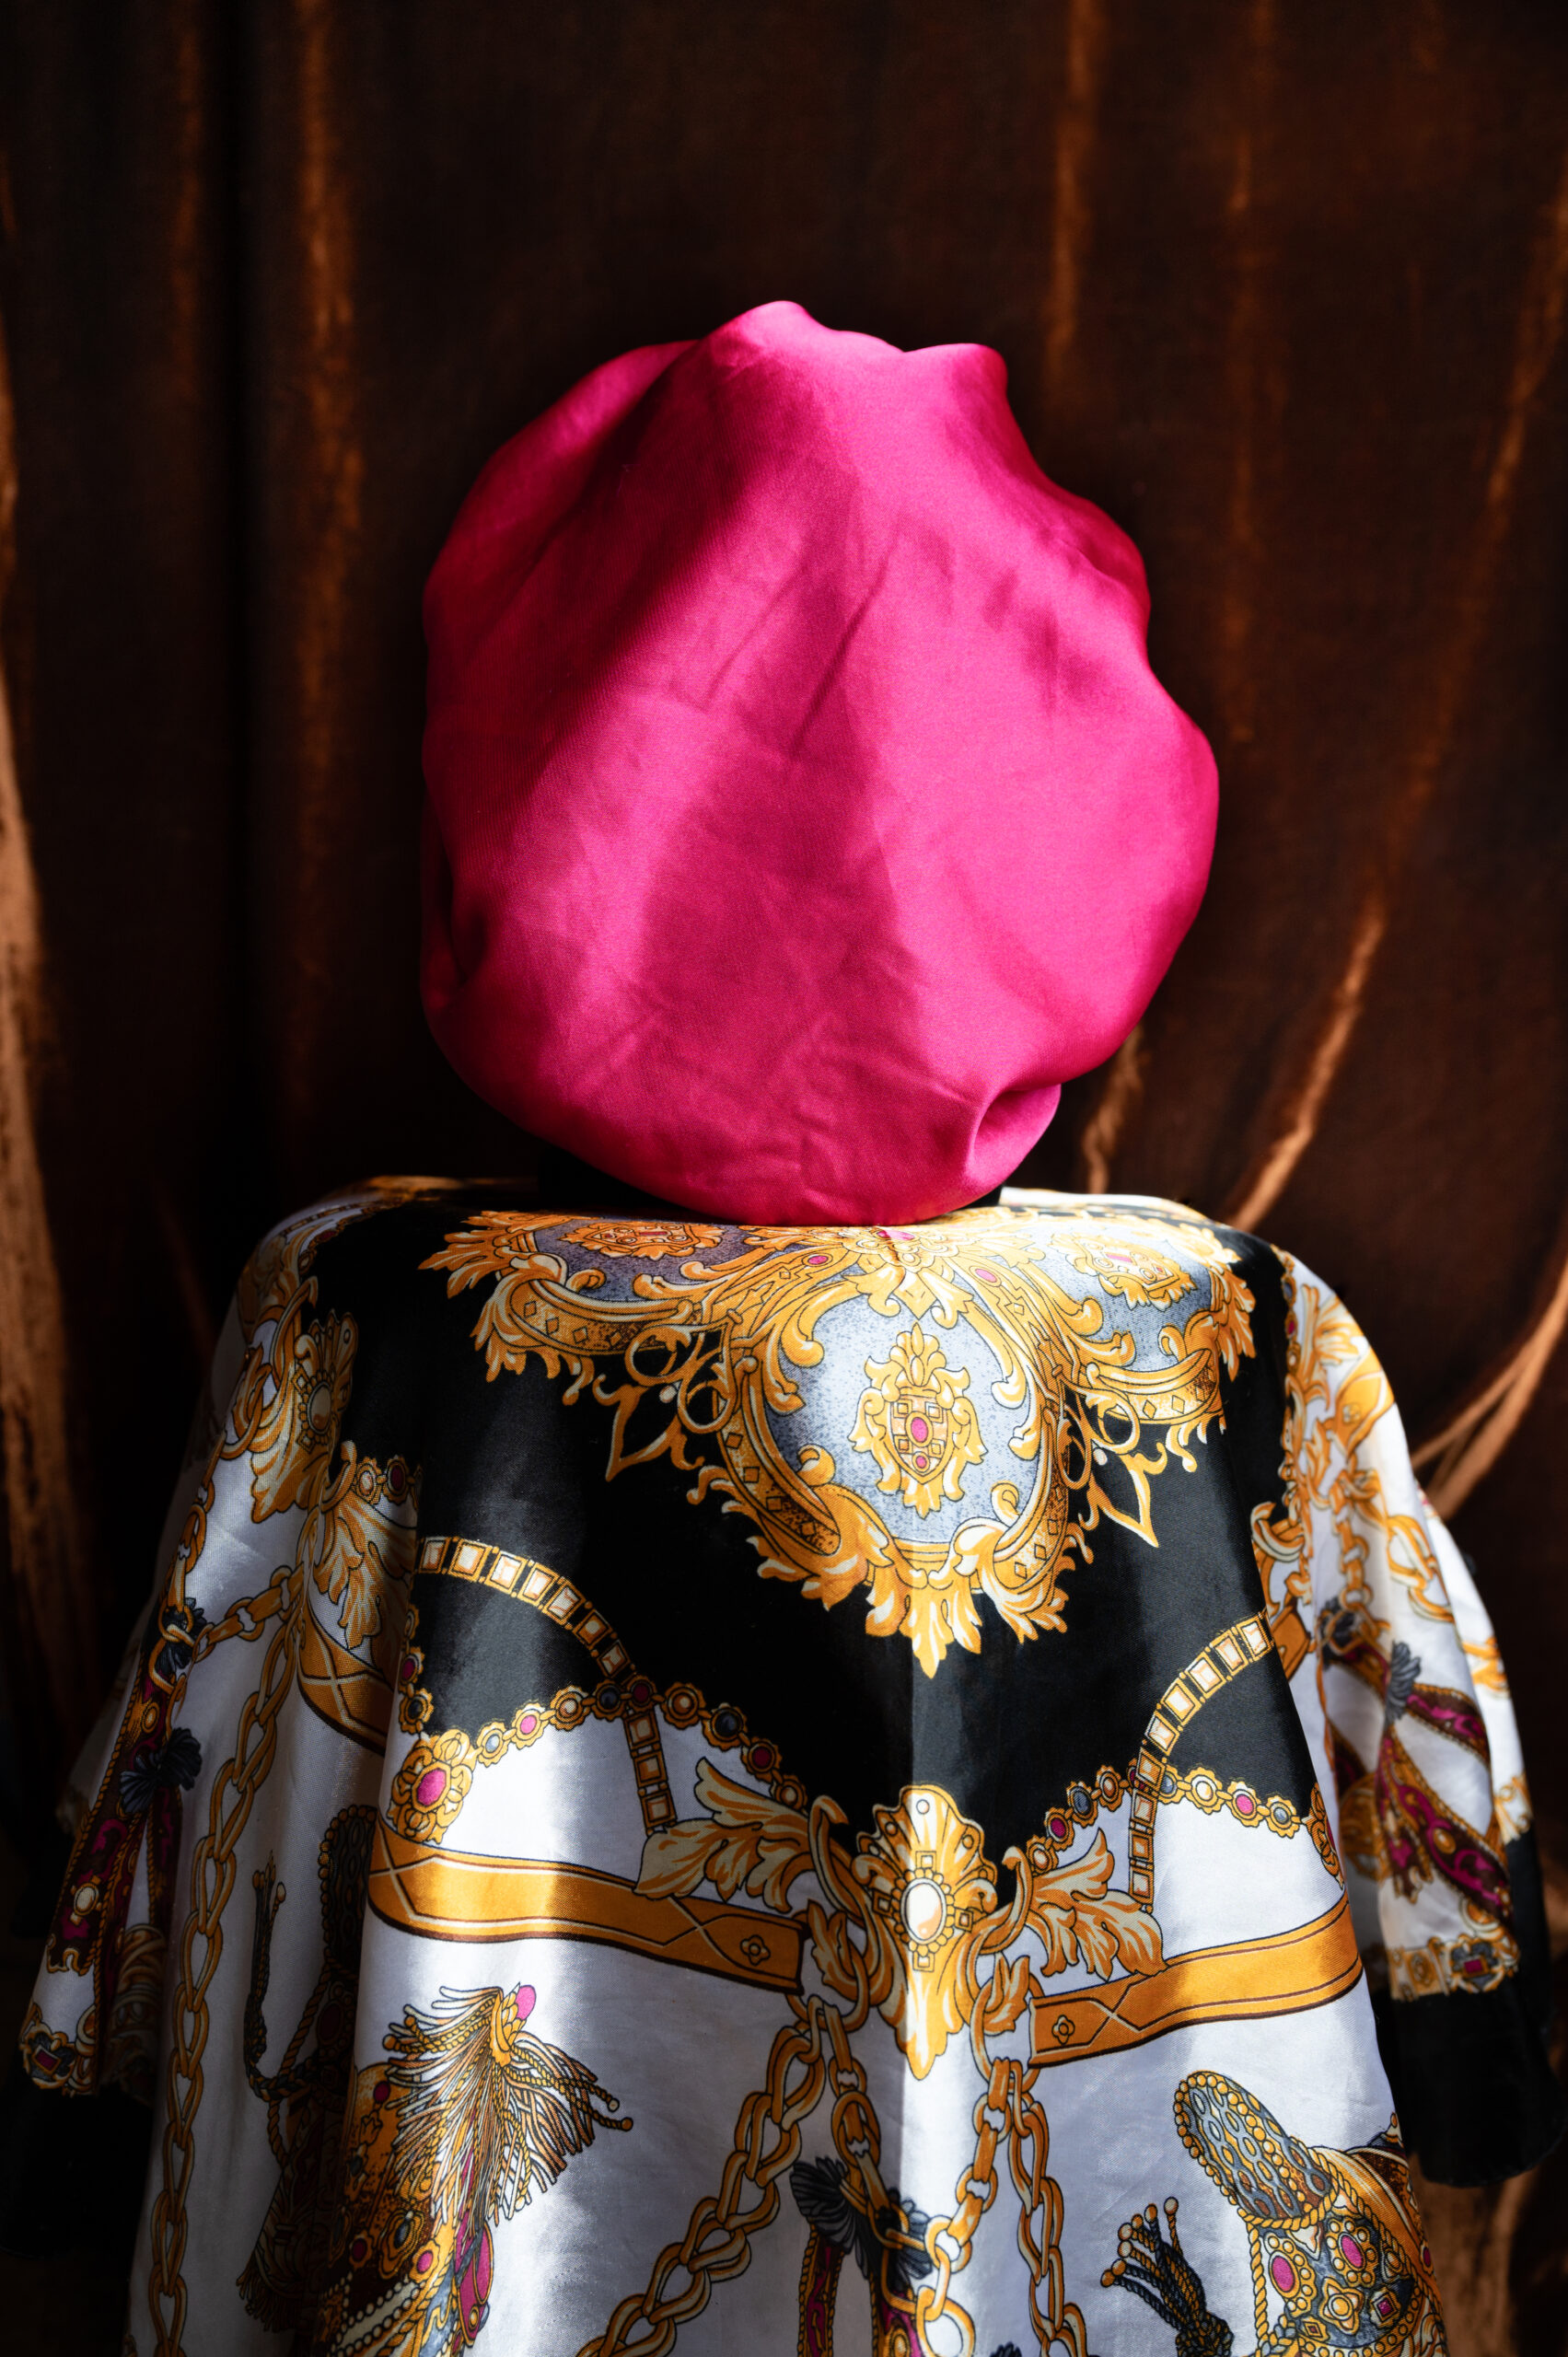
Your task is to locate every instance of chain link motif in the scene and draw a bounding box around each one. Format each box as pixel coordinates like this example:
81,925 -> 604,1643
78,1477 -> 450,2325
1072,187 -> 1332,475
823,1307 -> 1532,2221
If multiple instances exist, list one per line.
144,1248 -> 362,2352
580,1977 -> 1088,2357
188,1560 -> 294,1660
1007,2067 -> 1080,2356
146,1220 -> 1095,2354
146,1587 -> 302,2357
912,2050 -> 1086,2357
579,1995 -> 835,2356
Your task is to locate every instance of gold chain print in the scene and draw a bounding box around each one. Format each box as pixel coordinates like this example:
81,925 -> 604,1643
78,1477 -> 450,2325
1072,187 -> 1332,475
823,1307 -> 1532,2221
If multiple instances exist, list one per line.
579,1995 -> 1086,2357
41,1190 -> 1418,2357
146,1190 -> 436,2353
583,1768 -> 1164,2355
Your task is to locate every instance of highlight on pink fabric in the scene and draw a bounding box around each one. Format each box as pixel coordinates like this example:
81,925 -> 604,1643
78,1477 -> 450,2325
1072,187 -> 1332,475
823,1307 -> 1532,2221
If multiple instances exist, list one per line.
422,301 -> 1217,1225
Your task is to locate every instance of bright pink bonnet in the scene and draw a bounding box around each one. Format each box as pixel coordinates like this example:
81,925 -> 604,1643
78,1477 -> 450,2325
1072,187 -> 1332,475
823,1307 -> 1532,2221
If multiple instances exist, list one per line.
422,302 -> 1216,1224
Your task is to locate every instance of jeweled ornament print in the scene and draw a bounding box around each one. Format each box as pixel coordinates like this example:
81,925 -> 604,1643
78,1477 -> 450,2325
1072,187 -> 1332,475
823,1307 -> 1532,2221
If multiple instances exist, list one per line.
13,1182 -> 1556,2353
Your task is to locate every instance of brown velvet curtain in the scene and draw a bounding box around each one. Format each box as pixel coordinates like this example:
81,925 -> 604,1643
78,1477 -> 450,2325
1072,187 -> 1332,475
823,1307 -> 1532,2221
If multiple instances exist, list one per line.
1,3 -> 1565,2341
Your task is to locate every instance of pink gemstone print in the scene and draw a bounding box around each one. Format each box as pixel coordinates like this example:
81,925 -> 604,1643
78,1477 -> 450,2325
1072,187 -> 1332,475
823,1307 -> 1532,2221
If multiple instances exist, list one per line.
1269,2256 -> 1296,2293
1340,2233 -> 1365,2265
414,1767 -> 448,1807
909,1415 -> 930,1442
513,1984 -> 536,2025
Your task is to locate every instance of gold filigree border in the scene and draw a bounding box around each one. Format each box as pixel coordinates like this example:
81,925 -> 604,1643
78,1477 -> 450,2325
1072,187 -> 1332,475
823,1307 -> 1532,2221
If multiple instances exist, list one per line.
423,1209 -> 1257,1674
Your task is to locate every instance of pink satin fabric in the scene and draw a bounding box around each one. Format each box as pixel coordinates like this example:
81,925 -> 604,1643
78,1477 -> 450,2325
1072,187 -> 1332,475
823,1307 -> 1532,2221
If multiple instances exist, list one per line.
422,302 -> 1216,1224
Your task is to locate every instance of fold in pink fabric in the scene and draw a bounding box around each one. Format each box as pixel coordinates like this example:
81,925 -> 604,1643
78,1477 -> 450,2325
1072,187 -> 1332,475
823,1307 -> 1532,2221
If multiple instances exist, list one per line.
422,301 -> 1216,1225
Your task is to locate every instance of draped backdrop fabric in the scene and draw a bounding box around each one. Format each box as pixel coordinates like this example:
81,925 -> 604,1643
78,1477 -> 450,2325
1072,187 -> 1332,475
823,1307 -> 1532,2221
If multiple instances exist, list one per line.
0,1 -> 1566,2343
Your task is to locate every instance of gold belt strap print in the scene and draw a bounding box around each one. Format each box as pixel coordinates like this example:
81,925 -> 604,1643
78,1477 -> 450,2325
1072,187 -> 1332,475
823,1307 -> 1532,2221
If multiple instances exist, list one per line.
1029,1895 -> 1362,2065
367,1817 -> 803,1994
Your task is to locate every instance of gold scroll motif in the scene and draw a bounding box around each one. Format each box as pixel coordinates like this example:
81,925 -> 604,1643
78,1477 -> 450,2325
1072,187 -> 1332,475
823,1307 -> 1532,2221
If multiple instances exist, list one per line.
229,1204 -> 424,1753
377,1538 -> 1342,2093
1252,1256 -> 1451,1632
295,1450 -> 421,1750
424,1207 -> 1256,1676
637,1769 -> 1162,2080
584,1803 -> 1360,2357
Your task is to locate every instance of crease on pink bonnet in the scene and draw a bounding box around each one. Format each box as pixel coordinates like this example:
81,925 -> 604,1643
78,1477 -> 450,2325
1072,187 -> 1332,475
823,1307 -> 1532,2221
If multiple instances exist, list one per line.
422,300 -> 1216,1225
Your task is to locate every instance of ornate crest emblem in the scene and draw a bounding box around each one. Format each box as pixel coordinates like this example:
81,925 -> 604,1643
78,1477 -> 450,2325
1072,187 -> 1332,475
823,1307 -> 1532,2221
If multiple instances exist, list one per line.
851,1323 -> 986,1516
1062,1230 -> 1193,1308
641,1768 -> 1160,2080
564,1220 -> 725,1260
424,1207 -> 1257,1675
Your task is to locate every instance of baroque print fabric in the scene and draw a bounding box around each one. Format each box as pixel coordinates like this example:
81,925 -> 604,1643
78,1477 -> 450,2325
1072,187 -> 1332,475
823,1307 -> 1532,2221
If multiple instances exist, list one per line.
9,1184 -> 1561,2355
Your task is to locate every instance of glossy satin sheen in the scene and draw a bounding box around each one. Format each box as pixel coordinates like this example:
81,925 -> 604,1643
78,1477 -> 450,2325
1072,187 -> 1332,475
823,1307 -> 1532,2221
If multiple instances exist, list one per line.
12,1185 -> 1562,2351
421,303 -> 1217,1225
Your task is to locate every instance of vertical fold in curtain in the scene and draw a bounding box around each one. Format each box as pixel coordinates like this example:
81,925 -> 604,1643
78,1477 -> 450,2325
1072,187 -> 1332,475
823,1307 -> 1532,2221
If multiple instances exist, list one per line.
0,311 -> 98,1783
